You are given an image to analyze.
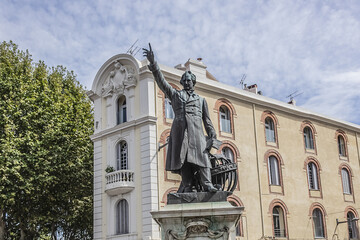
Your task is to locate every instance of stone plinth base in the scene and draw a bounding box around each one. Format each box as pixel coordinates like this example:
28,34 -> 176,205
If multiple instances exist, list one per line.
151,201 -> 243,240
167,191 -> 231,204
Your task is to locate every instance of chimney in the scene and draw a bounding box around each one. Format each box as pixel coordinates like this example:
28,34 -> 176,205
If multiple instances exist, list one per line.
185,58 -> 207,79
245,84 -> 258,94
288,99 -> 296,105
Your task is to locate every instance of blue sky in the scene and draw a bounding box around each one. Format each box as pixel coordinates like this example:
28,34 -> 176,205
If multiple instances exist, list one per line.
1,0 -> 360,125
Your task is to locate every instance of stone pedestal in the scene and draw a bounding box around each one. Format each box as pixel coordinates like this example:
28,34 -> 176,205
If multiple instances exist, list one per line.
151,201 -> 243,240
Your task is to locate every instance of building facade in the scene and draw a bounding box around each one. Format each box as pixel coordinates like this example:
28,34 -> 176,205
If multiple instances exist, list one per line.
88,53 -> 360,240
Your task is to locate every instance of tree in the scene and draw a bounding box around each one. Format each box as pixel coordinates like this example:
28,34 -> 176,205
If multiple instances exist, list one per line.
0,41 -> 93,239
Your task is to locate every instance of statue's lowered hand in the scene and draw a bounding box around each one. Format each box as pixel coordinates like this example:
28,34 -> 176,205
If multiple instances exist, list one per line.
204,137 -> 222,153
142,43 -> 155,64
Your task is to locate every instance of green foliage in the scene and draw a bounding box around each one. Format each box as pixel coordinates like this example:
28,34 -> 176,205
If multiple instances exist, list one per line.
105,166 -> 115,173
0,41 -> 93,239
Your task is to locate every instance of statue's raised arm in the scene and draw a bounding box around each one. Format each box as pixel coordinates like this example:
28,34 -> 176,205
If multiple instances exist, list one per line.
143,43 -> 175,100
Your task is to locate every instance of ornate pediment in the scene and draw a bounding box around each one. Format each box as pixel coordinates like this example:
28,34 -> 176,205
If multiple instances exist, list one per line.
101,60 -> 138,98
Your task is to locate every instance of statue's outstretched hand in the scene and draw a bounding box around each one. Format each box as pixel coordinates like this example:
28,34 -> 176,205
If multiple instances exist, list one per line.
143,43 -> 155,64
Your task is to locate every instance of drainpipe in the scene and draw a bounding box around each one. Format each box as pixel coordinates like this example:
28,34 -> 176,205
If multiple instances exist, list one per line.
252,104 -> 265,237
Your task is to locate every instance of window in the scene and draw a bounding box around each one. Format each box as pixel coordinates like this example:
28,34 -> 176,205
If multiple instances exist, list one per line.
117,141 -> 128,170
273,206 -> 286,238
341,168 -> 351,194
307,162 -> 319,190
116,199 -> 129,234
222,147 -> 234,162
165,98 -> 174,119
347,211 -> 358,239
304,127 -> 314,149
338,135 -> 346,157
117,96 -> 127,124
268,156 -> 280,185
265,117 -> 276,142
219,106 -> 231,133
228,199 -> 243,237
312,208 -> 325,238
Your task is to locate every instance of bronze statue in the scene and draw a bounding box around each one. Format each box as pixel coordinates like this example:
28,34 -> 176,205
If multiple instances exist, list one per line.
143,43 -> 218,193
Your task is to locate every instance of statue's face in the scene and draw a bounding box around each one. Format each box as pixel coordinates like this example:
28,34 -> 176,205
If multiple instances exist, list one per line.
182,75 -> 194,91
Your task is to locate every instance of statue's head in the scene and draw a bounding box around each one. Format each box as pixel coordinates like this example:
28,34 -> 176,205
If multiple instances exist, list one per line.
180,71 -> 196,90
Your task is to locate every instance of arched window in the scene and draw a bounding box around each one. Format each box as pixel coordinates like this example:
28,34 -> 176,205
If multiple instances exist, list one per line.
312,208 -> 325,238
265,117 -> 276,142
116,199 -> 129,234
347,211 -> 358,239
303,126 -> 314,149
165,98 -> 174,119
116,141 -> 128,170
341,168 -> 351,194
268,156 -> 280,186
219,106 -> 231,133
117,96 -> 127,124
222,147 -> 234,162
307,162 -> 319,190
338,135 -> 346,157
273,206 -> 286,237
228,197 -> 244,237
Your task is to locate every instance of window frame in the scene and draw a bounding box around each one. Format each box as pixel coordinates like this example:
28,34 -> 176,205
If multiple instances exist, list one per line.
214,98 -> 236,139
341,168 -> 352,195
264,150 -> 284,195
312,208 -> 325,238
335,130 -> 348,160
304,157 -> 323,199
304,127 -> 314,149
116,199 -> 129,235
164,97 -> 175,119
117,96 -> 127,125
116,141 -> 128,170
261,111 -> 279,148
300,121 -> 317,154
158,83 -> 180,126
347,211 -> 358,239
227,196 -> 244,237
268,156 -> 280,186
219,106 -> 232,133
307,162 -> 319,190
309,203 -> 327,239
273,206 -> 287,238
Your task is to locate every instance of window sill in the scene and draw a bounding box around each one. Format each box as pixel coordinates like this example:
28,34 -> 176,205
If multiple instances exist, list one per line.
266,141 -> 277,148
339,155 -> 348,161
220,131 -> 234,139
269,184 -> 283,194
305,148 -> 316,154
309,189 -> 322,198
344,193 -> 354,202
107,233 -> 138,240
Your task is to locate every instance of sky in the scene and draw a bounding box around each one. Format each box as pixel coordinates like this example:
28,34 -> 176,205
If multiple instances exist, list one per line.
1,0 -> 360,125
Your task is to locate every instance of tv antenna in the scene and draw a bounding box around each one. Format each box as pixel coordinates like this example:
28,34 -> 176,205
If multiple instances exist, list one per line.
239,74 -> 247,89
286,90 -> 303,102
126,39 -> 141,56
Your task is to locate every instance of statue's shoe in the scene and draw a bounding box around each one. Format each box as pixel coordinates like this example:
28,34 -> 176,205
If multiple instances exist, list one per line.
205,185 -> 218,193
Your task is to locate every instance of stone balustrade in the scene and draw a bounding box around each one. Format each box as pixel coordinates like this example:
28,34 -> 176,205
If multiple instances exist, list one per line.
105,170 -> 135,195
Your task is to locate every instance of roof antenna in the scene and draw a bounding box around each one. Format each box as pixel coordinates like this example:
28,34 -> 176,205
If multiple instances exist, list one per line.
286,90 -> 303,105
239,74 -> 247,89
126,39 -> 140,56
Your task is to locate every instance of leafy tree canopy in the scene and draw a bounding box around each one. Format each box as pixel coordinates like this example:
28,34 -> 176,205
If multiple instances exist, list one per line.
0,41 -> 93,240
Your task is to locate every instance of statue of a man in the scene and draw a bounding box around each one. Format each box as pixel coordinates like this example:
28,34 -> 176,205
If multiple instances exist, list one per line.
143,44 -> 218,193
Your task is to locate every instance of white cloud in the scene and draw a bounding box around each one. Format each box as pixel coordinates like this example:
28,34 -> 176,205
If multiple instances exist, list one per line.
0,0 -> 359,124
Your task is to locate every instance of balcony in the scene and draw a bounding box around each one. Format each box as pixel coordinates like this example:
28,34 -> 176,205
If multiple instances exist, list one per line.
105,170 -> 135,196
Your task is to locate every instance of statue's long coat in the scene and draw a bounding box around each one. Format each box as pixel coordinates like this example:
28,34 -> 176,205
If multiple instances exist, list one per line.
149,62 -> 216,172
